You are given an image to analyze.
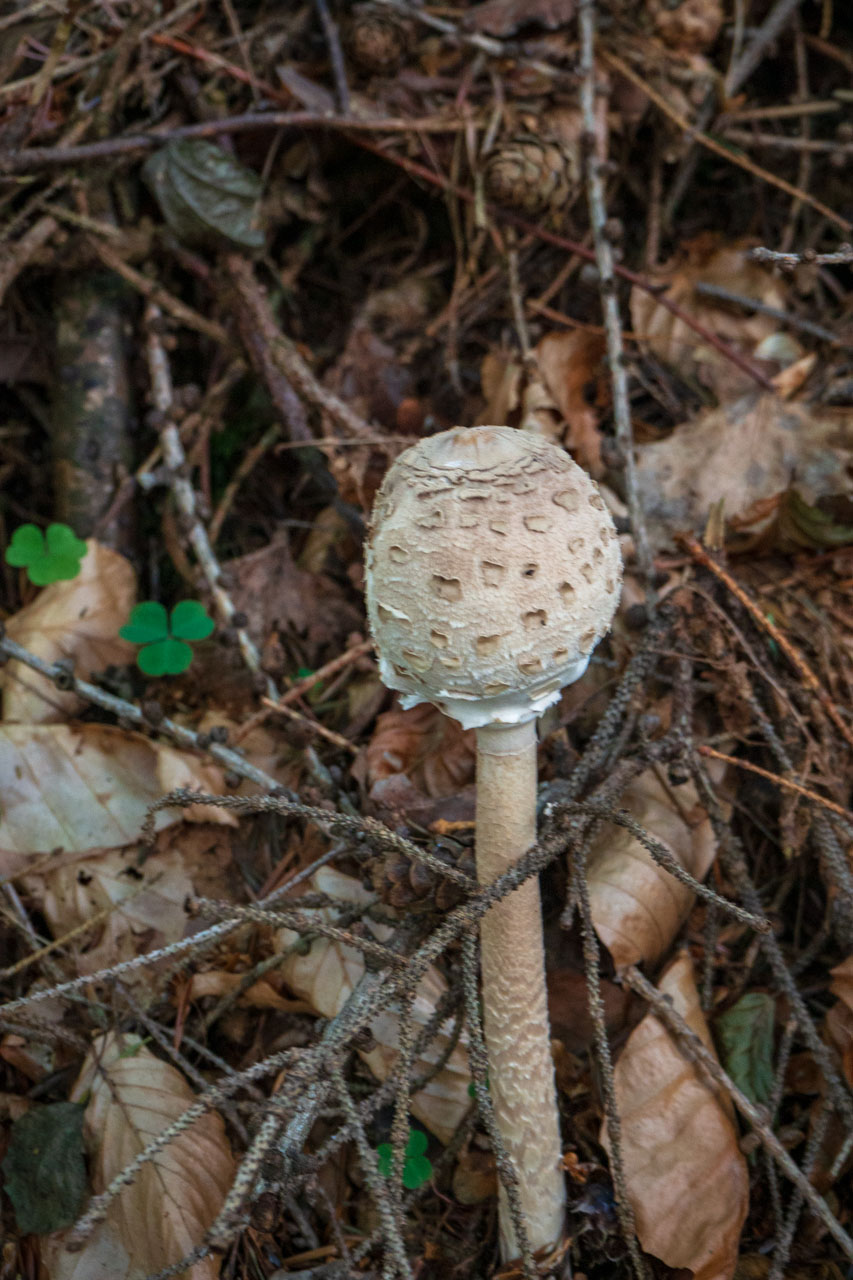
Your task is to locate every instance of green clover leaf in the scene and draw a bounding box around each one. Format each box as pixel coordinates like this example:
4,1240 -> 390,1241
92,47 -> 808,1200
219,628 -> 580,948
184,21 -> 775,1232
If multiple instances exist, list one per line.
120,600 -> 214,676
5,523 -> 87,585
376,1126 -> 433,1190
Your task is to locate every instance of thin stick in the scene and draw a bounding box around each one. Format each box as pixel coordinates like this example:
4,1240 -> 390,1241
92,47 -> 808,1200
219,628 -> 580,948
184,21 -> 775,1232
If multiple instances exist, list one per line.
698,743 -> 853,821
578,0 -> 654,601
679,534 -> 853,751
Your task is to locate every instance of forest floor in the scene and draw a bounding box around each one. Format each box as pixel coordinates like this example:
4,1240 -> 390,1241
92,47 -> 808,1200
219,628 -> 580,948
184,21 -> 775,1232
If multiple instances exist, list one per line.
3,2 -> 853,1279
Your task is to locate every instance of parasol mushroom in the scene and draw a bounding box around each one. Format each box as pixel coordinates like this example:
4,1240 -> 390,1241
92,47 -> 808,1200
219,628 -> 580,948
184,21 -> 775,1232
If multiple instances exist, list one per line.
364,425 -> 622,1260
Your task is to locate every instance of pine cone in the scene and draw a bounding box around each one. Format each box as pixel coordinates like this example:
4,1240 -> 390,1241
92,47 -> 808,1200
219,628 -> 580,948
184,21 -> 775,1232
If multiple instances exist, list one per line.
348,4 -> 412,73
374,842 -> 475,912
483,133 -> 579,216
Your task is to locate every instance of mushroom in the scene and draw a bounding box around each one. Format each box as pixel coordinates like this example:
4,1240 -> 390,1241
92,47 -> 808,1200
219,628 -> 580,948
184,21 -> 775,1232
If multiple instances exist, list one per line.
364,425 -> 622,1260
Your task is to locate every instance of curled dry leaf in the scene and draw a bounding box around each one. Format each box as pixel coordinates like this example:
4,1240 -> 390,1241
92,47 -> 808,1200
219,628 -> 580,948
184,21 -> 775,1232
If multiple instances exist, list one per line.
276,866 -> 471,1144
28,844 -> 193,977
635,393 -> 853,546
533,329 -> 606,475
0,724 -> 233,873
1,541 -> 135,724
42,1032 -> 235,1280
587,769 -> 717,970
602,953 -> 748,1280
366,702 -> 476,798
187,969 -> 311,1013
477,330 -> 606,475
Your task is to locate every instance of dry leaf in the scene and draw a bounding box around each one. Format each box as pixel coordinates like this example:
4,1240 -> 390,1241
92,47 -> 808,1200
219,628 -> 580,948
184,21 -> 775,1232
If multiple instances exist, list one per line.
587,769 -> 717,970
602,953 -> 748,1280
187,969 -> 310,1012
534,330 -> 606,475
2,542 -> 135,724
366,702 -> 476,798
276,866 -> 471,1144
635,393 -> 853,546
27,844 -> 193,976
478,334 -> 606,475
42,1032 -> 235,1280
830,954 -> 853,1011
0,724 -> 232,871
630,238 -> 796,399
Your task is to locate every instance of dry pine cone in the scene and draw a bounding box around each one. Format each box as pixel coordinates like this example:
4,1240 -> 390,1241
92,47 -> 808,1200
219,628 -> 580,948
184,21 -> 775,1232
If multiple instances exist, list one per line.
483,133 -> 579,216
375,842 -> 475,912
348,4 -> 412,73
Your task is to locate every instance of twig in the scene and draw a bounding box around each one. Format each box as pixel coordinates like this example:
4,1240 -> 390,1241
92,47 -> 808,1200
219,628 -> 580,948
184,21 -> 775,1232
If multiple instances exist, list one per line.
748,244 -> 853,268
224,254 -> 373,438
692,278 -> 846,347
573,838 -> 647,1280
145,303 -> 275,697
95,241 -> 230,345
722,130 -> 853,155
621,963 -> 853,1260
578,0 -> 654,602
724,0 -> 807,97
697,744 -> 853,822
2,110 -> 473,174
679,534 -> 853,751
0,215 -> 57,308
314,0 -> 350,115
233,637 -> 373,744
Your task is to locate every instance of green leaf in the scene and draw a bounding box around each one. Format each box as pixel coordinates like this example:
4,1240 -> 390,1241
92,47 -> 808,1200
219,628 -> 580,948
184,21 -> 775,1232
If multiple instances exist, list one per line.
143,139 -> 265,250
376,1127 -> 433,1190
170,599 -> 215,641
138,637 -> 194,676
1,1101 -> 87,1235
5,522 -> 86,585
715,992 -> 776,1106
120,601 -> 170,645
5,524 -> 44,567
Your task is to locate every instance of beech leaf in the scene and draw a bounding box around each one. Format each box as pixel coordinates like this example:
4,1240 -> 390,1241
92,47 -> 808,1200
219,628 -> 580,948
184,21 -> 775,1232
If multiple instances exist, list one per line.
42,1033 -> 235,1280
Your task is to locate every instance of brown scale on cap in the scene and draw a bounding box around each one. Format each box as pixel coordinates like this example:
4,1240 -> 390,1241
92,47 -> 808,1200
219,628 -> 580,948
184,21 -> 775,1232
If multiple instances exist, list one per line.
365,426 -> 621,730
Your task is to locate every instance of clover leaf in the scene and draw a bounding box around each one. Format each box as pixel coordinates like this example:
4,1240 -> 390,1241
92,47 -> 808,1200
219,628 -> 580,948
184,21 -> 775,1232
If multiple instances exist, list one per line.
376,1126 -> 432,1190
119,600 -> 215,676
5,523 -> 87,585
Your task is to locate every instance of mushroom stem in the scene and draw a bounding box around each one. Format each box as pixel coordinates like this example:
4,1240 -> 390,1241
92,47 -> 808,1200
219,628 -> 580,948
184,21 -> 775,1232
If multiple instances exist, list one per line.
475,718 -> 566,1259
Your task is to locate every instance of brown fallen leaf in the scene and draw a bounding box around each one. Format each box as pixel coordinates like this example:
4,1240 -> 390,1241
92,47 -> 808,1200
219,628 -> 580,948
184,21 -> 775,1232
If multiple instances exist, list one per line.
28,844 -> 193,976
1,541 -> 135,724
366,702 -> 476,798
478,332 -> 606,475
534,329 -> 606,475
42,1032 -> 235,1280
187,969 -> 310,1013
0,723 -> 232,872
602,952 -> 749,1280
276,866 -> 471,1144
587,769 -> 718,970
635,393 -> 853,547
630,237 -> 797,400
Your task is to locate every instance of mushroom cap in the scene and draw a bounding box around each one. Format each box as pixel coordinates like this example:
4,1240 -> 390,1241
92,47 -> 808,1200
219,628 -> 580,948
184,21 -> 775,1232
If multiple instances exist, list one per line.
365,426 -> 622,730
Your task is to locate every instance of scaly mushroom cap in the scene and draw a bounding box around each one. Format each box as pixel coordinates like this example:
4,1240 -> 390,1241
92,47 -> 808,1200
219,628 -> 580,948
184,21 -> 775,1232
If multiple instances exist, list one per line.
365,426 -> 622,730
